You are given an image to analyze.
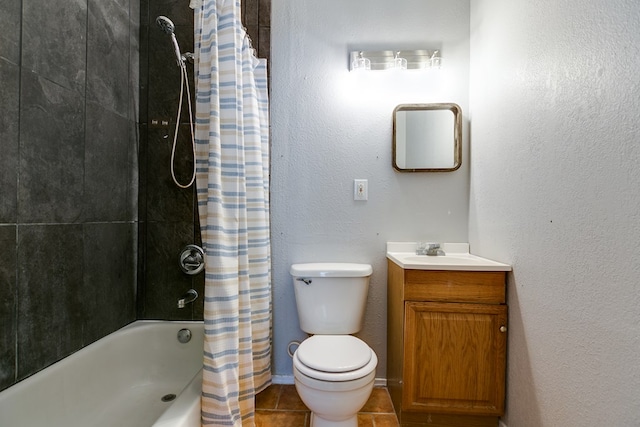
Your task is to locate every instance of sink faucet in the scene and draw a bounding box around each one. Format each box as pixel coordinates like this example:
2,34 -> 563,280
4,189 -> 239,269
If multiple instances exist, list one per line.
416,242 -> 444,256
177,289 -> 198,308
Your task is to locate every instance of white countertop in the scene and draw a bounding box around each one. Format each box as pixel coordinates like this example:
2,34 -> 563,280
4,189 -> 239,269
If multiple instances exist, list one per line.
386,242 -> 512,272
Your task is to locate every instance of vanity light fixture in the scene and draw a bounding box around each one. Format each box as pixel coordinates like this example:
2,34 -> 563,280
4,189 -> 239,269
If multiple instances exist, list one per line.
349,49 -> 441,72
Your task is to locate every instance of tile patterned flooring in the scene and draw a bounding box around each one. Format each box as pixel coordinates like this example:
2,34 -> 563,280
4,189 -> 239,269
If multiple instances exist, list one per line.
255,384 -> 400,427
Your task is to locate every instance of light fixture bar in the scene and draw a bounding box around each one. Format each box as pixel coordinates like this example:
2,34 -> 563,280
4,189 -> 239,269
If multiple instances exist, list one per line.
349,49 -> 441,71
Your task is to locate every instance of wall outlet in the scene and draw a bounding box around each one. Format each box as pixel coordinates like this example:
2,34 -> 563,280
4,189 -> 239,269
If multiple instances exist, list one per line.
354,179 -> 368,201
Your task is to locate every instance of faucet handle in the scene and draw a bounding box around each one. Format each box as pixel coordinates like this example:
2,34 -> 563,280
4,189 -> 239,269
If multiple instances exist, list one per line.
416,242 -> 441,255
426,243 -> 442,256
417,241 -> 437,255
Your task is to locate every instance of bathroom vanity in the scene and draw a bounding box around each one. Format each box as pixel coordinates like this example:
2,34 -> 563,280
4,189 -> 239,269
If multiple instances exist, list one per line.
386,243 -> 511,427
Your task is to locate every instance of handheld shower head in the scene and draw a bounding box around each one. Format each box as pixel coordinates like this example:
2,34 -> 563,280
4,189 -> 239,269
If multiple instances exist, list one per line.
156,16 -> 184,67
156,16 -> 175,35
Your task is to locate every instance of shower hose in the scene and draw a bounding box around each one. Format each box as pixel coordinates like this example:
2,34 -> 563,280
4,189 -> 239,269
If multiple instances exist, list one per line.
170,61 -> 196,189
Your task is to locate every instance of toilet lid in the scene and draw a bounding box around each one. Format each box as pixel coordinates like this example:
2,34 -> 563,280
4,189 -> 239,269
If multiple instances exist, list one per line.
296,335 -> 372,373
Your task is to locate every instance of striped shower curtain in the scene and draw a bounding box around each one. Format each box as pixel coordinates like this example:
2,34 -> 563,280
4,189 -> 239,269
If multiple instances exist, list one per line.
193,1 -> 271,425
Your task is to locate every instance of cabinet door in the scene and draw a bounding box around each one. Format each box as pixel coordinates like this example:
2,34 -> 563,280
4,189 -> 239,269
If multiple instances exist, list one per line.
403,302 -> 507,416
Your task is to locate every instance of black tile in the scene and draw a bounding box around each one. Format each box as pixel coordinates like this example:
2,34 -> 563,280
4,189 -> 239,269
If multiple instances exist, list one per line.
246,25 -> 259,49
141,221 -> 196,319
18,70 -> 84,222
129,0 -> 140,28
129,1 -> 141,124
0,0 -> 21,64
17,224 -> 84,380
146,125 -> 195,222
258,25 -> 271,61
87,0 -> 131,117
136,220 -> 147,318
82,223 -> 136,345
147,24 -> 195,125
84,102 -> 131,222
0,59 -> 19,223
18,70 -> 85,224
243,0 -> 259,26
258,0 -> 271,27
140,0 -> 150,26
190,204 -> 204,320
128,119 -> 141,222
139,24 -> 150,124
21,0 -> 87,94
190,270 -> 205,320
0,226 -> 16,391
138,124 -> 149,221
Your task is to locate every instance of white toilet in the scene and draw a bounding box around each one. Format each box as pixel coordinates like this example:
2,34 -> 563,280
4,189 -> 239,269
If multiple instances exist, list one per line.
290,263 -> 378,427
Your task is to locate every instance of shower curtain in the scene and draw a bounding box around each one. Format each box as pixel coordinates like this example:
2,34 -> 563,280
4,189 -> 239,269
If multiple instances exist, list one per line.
193,1 -> 271,425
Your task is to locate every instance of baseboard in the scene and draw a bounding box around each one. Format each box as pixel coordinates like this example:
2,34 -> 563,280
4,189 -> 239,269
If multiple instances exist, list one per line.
271,375 -> 387,388
374,377 -> 387,387
271,374 -> 294,385
499,420 -> 507,427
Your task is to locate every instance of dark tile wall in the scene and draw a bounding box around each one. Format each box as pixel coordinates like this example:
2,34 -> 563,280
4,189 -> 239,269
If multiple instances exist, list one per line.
137,0 -> 270,320
0,0 -> 138,391
138,0 -> 201,320
0,0 -> 271,393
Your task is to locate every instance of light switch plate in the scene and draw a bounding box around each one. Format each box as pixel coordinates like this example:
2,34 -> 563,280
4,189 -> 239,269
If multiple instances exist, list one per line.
354,179 -> 368,201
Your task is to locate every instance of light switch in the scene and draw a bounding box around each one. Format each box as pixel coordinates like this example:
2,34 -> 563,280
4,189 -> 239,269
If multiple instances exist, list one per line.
354,179 -> 368,201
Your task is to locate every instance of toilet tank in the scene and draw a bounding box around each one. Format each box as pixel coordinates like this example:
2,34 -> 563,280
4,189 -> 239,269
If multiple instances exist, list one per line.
290,263 -> 373,335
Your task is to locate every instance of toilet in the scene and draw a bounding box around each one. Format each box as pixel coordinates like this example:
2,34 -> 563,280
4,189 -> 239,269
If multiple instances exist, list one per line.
290,263 -> 378,427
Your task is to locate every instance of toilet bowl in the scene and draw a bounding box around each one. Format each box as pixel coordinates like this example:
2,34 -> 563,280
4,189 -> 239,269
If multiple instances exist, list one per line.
290,263 -> 377,427
293,335 -> 377,427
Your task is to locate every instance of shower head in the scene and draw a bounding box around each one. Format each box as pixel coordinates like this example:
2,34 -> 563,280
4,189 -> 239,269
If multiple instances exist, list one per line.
156,16 -> 175,35
156,16 -> 184,67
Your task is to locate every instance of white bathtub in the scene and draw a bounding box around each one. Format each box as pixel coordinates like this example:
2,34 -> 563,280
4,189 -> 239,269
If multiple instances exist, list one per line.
0,321 -> 203,427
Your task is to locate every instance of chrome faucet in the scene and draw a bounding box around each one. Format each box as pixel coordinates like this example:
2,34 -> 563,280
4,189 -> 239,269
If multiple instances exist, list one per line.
416,242 -> 444,256
177,289 -> 198,308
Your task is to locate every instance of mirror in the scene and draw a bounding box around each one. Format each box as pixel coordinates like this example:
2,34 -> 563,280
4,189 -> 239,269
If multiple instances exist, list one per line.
392,103 -> 462,172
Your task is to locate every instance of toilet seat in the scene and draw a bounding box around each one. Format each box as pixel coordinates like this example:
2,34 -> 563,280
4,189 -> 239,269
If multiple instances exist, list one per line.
298,335 -> 371,372
294,335 -> 377,382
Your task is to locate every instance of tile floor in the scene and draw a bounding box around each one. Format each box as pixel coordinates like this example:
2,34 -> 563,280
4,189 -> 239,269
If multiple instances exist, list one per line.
255,384 -> 400,427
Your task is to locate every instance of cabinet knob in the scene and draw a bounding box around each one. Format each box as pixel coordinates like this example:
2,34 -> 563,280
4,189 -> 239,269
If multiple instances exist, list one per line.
500,325 -> 507,333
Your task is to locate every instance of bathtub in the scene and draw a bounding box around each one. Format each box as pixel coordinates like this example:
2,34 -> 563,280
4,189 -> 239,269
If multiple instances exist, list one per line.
0,321 -> 203,427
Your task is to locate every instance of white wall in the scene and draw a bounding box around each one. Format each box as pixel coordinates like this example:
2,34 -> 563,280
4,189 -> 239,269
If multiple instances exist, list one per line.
469,1 -> 640,425
270,0 -> 470,380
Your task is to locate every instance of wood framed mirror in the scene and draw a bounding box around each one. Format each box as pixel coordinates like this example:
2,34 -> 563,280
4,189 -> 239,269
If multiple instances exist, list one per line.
392,103 -> 462,172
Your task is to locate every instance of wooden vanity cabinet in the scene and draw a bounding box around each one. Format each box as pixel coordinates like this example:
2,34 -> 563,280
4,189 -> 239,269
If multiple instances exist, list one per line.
387,260 -> 507,427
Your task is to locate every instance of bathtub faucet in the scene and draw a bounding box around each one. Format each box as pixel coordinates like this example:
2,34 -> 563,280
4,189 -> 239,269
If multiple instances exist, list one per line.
177,289 -> 198,308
